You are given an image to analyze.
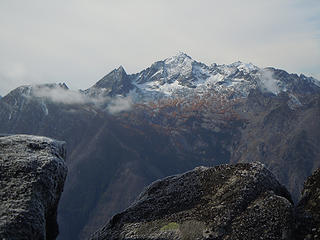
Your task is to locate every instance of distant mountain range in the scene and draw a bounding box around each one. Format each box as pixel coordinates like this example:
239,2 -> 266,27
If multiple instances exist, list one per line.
0,53 -> 319,239
84,52 -> 319,99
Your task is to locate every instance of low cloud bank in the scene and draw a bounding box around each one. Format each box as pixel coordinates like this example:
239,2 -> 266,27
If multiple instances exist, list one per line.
30,84 -> 133,114
107,95 -> 133,114
31,84 -> 103,105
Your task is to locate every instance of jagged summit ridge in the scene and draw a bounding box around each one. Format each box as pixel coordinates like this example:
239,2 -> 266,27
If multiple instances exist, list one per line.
2,53 -> 320,111
85,65 -> 132,98
85,52 -> 320,101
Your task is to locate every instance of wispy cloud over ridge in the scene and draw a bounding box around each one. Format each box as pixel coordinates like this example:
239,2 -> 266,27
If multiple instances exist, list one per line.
31,85 -> 103,105
107,95 -> 133,114
30,84 -> 133,114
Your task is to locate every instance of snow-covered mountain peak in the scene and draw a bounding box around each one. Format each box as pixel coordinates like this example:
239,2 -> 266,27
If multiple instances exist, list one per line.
132,53 -> 202,87
229,61 -> 259,73
82,53 -> 320,102
164,52 -> 193,64
164,54 -> 194,78
114,65 -> 126,74
215,61 -> 259,76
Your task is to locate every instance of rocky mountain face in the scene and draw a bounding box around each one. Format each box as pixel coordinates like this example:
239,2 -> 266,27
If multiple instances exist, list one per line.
0,53 -> 319,239
90,162 -> 294,240
230,90 -> 320,201
84,66 -> 133,98
0,135 -> 67,240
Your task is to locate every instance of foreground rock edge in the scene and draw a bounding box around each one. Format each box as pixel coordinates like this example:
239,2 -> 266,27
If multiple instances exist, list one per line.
0,134 -> 67,240
90,162 -> 295,240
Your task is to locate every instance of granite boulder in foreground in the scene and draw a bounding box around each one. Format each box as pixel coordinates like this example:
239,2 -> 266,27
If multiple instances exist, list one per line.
91,162 -> 294,240
0,135 -> 67,240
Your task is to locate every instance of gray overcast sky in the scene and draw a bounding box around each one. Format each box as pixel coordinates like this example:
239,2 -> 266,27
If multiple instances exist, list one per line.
0,0 -> 320,95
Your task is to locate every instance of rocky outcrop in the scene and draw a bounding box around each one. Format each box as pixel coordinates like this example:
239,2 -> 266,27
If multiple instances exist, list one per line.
0,135 -> 67,240
295,168 -> 320,239
90,162 -> 294,240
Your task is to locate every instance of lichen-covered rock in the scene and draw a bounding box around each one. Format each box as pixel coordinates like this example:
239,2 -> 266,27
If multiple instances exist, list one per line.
295,168 -> 320,239
0,135 -> 67,240
90,162 -> 294,240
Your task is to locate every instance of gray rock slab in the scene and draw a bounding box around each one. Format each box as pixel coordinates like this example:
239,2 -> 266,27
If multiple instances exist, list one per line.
0,135 -> 67,240
90,162 -> 294,240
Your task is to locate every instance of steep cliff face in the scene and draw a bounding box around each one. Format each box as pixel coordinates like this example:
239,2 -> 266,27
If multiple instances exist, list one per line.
91,162 -> 294,240
0,135 -> 67,240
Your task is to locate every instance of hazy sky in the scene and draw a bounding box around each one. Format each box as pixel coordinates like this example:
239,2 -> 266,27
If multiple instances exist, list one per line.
0,0 -> 320,95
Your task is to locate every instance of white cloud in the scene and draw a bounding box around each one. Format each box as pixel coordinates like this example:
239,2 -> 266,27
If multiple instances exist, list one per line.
30,85 -> 133,114
258,69 -> 280,95
107,95 -> 133,114
31,85 -> 103,105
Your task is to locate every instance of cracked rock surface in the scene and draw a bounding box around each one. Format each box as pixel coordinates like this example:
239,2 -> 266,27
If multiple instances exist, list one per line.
0,134 -> 67,240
